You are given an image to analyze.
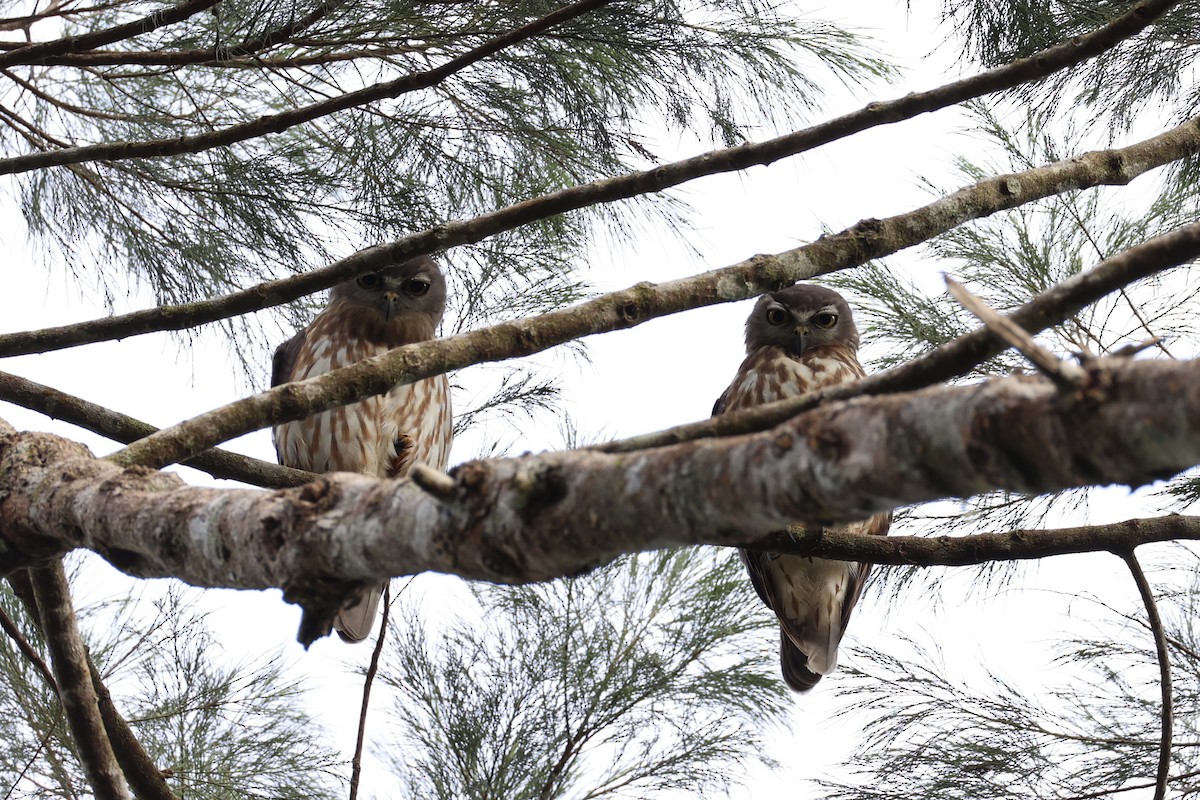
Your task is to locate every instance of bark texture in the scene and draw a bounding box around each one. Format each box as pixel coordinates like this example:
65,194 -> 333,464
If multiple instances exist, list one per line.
1,358 -> 1198,644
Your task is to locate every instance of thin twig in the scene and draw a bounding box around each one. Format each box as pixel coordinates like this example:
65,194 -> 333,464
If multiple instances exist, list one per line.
0,0 -> 1182,358
1108,336 -> 1163,358
348,583 -> 390,800
0,603 -> 57,690
1057,768 -> 1200,800
1120,550 -> 1173,800
2,727 -> 56,800
945,276 -> 1087,387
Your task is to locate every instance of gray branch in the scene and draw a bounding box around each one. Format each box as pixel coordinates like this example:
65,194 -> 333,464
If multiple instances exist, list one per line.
1,358 -> 1198,644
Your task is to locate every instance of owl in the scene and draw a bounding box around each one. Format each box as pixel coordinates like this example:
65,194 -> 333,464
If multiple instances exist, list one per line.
712,284 -> 890,691
272,255 -> 453,641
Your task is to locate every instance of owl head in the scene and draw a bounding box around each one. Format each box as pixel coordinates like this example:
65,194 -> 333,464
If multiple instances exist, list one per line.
744,284 -> 859,356
331,254 -> 447,327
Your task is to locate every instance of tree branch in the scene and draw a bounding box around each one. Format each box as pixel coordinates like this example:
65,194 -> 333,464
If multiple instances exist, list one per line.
600,214 -> 1200,454
27,561 -> 130,799
0,0 -> 1180,359
0,0 -> 219,68
107,140 -> 1200,472
2,358 -> 1199,644
0,369 -> 314,488
0,602 -> 56,691
747,515 -> 1200,565
0,0 -> 613,175
1121,551 -> 1173,800
348,583 -> 389,800
6,571 -> 179,800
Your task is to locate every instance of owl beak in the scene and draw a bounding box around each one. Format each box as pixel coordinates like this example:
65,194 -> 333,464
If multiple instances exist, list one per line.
381,291 -> 401,321
793,324 -> 809,352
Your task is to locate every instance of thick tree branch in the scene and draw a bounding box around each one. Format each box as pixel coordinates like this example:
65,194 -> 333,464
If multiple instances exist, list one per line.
0,0 -> 1180,359
1122,552 -> 1173,800
27,561 -> 130,799
0,369 -> 314,488
108,137 -> 1200,472
2,358 -> 1199,644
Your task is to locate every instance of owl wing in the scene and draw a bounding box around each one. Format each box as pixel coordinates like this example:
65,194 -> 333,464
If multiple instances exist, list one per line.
271,328 -> 307,388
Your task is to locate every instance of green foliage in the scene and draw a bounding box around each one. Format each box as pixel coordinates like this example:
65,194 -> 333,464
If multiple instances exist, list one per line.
379,549 -> 788,800
937,0 -> 1200,133
821,556 -> 1200,800
0,574 -> 339,799
11,0 -> 891,318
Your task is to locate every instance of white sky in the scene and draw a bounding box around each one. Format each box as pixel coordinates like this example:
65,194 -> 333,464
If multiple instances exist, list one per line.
0,0 -> 1187,797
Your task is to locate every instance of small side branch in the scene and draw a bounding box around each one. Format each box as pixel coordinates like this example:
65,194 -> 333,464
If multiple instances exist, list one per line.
1121,551 -> 1172,800
946,277 -> 1087,388
27,561 -> 130,800
409,464 -> 459,501
0,369 -> 314,488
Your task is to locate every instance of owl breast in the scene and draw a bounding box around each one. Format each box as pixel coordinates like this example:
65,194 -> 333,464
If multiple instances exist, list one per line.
721,344 -> 864,413
273,335 -> 452,477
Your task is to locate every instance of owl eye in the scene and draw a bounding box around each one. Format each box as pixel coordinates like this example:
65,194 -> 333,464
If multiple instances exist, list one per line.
765,307 -> 789,326
404,277 -> 431,296
812,312 -> 838,329
357,273 -> 381,289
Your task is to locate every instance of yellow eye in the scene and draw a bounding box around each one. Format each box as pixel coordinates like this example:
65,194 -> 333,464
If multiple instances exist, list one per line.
765,307 -> 789,326
812,312 -> 838,329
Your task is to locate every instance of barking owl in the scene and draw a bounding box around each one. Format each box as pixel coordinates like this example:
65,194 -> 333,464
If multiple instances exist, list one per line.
272,255 -> 453,642
712,284 -> 890,691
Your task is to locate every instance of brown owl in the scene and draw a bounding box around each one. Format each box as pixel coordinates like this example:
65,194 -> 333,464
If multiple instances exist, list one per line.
713,284 -> 890,691
272,255 -> 453,641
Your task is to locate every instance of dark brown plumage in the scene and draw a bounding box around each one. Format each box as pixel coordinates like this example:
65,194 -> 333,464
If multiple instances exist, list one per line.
713,284 -> 890,691
272,255 -> 452,641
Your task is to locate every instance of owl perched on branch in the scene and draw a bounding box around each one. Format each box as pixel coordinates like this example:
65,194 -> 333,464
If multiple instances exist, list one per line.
712,284 -> 890,691
272,255 -> 453,642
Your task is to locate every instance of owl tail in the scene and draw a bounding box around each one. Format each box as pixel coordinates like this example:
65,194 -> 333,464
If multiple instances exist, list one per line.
779,631 -> 824,692
779,589 -> 845,691
334,582 -> 385,643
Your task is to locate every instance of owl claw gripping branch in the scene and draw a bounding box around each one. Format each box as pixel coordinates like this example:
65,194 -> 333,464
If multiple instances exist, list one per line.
712,284 -> 891,692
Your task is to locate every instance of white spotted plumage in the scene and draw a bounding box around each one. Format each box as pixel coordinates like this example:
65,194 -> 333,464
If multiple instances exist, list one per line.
714,284 -> 890,692
272,256 -> 452,642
